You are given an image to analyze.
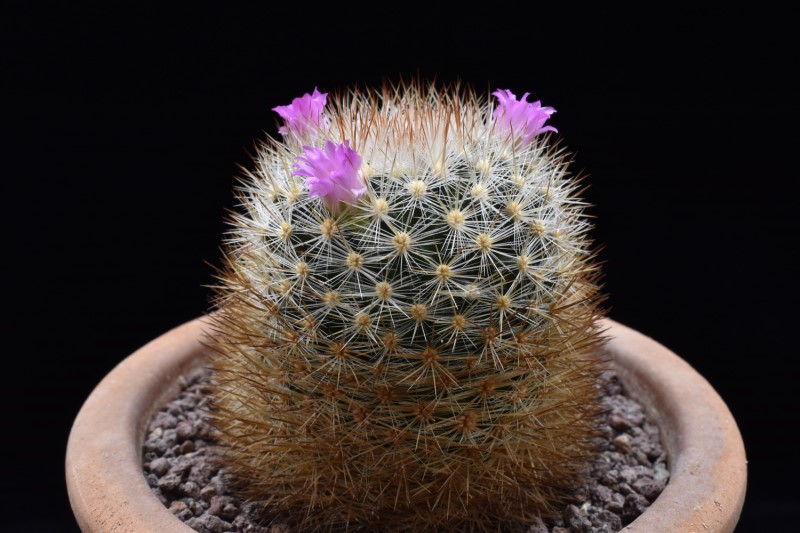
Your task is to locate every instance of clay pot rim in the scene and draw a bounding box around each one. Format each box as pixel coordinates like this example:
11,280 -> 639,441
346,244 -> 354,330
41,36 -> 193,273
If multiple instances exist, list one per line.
65,317 -> 746,532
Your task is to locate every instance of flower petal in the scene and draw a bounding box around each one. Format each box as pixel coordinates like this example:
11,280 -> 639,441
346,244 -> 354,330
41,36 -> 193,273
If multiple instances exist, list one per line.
294,141 -> 365,211
493,88 -> 557,145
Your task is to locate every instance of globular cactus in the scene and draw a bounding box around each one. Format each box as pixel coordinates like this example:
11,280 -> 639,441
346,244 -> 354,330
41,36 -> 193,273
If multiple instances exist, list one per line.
209,81 -> 607,532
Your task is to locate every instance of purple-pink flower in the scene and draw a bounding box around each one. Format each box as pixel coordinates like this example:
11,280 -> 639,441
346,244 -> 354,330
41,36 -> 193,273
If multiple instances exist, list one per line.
294,140 -> 366,211
273,88 -> 328,137
492,89 -> 557,145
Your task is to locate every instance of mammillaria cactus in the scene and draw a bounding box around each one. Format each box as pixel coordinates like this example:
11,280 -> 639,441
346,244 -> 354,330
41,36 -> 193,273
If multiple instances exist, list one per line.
209,81 -> 607,532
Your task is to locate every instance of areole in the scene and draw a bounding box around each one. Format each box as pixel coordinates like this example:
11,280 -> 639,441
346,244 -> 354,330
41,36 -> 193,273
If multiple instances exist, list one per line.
65,317 -> 747,532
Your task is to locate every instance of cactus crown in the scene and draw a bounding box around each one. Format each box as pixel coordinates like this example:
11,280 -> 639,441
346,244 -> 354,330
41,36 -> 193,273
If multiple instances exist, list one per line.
210,81 -> 607,532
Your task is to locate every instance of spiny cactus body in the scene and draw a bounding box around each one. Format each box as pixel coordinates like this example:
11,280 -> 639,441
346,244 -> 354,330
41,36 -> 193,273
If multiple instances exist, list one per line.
210,82 -> 606,532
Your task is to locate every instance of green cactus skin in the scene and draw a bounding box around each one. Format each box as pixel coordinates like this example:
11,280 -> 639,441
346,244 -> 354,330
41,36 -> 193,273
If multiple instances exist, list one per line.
209,82 -> 607,532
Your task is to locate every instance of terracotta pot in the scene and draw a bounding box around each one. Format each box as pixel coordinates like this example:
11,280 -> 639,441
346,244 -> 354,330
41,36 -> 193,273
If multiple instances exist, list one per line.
66,317 -> 747,532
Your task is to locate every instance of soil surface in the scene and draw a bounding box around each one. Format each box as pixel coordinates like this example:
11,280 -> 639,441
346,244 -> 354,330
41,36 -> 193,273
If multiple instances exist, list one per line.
143,368 -> 668,533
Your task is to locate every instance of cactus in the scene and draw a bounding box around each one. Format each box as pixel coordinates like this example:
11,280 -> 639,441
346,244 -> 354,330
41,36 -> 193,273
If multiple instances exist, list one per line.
209,81 -> 607,532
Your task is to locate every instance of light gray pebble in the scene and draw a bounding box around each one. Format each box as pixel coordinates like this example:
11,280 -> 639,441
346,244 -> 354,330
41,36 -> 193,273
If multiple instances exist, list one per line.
169,500 -> 192,521
154,412 -> 178,429
617,482 -> 634,495
200,483 -> 218,501
633,477 -> 665,501
653,460 -> 669,482
623,492 -> 650,522
143,438 -> 167,455
618,466 -> 638,484
601,468 -> 619,486
644,444 -> 661,461
180,480 -> 201,499
168,456 -> 193,477
221,502 -> 239,521
188,461 -> 216,485
613,434 -> 632,453
608,409 -> 631,430
591,509 -> 622,531
632,449 -> 650,464
606,492 -> 625,513
176,420 -> 196,442
164,428 -> 178,446
148,457 -> 170,476
186,498 -> 206,517
208,495 -> 235,517
185,514 -> 233,533
591,483 -> 613,506
625,405 -> 645,427
208,474 -> 226,495
157,472 -> 182,492
564,504 -> 592,532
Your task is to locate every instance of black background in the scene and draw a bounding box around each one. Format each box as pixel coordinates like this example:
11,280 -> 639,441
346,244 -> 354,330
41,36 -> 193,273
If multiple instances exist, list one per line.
4,3 -> 798,531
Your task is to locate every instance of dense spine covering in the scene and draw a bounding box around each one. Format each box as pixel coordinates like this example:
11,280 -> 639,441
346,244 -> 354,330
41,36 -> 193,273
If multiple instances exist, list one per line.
210,82 -> 607,532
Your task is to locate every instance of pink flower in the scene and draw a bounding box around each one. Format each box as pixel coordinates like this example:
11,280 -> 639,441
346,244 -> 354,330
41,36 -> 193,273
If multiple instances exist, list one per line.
492,89 -> 557,145
294,140 -> 366,211
272,88 -> 328,137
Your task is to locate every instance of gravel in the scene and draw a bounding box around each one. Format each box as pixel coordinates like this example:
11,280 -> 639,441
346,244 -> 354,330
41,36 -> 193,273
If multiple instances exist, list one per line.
143,368 -> 668,532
